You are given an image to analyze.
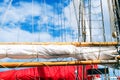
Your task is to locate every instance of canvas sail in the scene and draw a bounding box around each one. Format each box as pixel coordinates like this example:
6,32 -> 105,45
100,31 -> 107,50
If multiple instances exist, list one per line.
0,66 -> 99,80
0,45 -> 118,60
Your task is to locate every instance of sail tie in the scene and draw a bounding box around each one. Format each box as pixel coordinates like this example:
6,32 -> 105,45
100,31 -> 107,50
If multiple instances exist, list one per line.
114,57 -> 120,69
5,48 -> 9,58
115,40 -> 120,68
117,45 -> 120,54
116,40 -> 120,54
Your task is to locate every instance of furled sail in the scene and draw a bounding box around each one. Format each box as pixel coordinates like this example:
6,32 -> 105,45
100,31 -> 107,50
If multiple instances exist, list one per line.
0,44 -> 118,60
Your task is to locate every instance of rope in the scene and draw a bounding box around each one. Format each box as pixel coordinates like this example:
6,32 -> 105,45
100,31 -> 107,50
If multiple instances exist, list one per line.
63,2 -> 66,42
32,0 -> 35,41
0,0 -> 13,28
89,0 -> 92,42
100,0 -> 106,42
60,0 -> 63,42
72,0 -> 81,42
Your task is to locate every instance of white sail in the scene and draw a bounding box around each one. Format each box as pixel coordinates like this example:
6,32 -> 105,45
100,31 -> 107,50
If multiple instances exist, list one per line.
0,45 -> 117,60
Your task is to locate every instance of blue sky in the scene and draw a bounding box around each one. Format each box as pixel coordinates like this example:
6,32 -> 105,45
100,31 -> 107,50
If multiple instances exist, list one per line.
0,0 -> 76,42
0,0 -> 114,42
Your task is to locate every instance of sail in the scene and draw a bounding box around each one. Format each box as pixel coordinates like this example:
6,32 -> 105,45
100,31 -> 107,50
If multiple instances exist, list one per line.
0,66 -> 99,80
0,44 -> 117,60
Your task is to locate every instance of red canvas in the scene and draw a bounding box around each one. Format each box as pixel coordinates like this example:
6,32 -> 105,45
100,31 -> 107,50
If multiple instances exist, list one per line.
0,65 -> 99,80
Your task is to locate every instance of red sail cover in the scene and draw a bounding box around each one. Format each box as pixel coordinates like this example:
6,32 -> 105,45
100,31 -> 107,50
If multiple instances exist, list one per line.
0,65 -> 99,80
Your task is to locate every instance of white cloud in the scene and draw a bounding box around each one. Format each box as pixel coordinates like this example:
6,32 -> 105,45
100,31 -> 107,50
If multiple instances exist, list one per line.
0,0 -> 77,42
0,1 -> 52,41
0,27 -> 50,42
0,2 -> 42,24
0,0 -> 112,42
4,0 -> 10,4
0,26 -> 75,42
63,1 -> 78,30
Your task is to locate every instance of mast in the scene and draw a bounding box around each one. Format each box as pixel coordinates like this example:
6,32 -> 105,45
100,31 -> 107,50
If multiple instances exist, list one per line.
110,0 -> 120,41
